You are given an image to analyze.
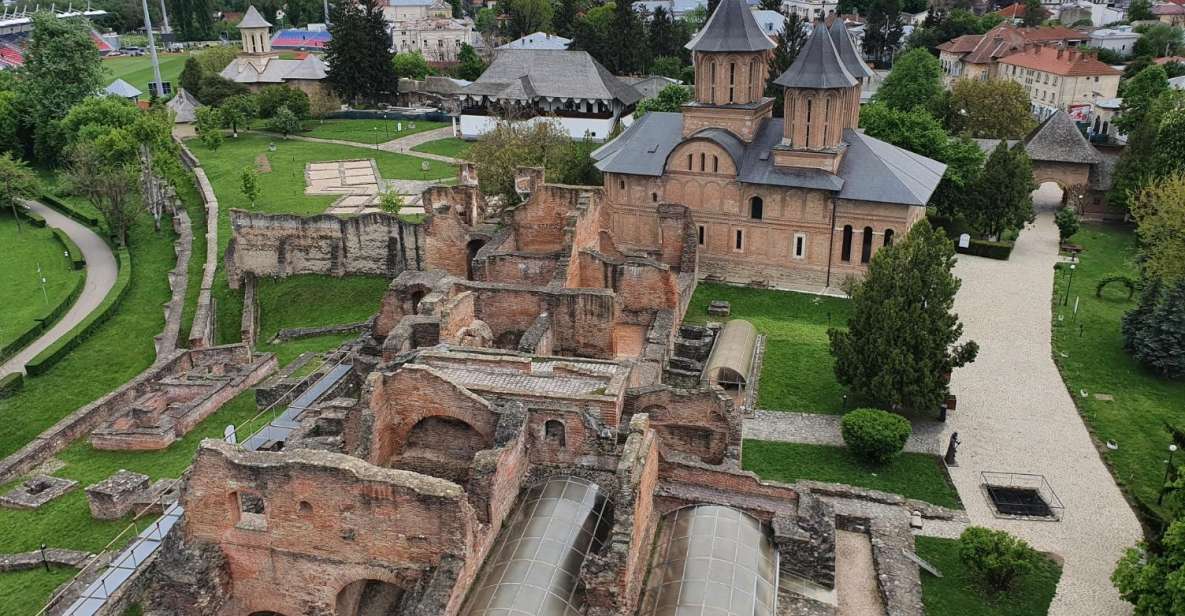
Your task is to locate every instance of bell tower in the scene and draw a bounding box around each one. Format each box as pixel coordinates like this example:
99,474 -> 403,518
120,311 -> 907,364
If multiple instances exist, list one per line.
238,6 -> 275,57
681,0 -> 775,142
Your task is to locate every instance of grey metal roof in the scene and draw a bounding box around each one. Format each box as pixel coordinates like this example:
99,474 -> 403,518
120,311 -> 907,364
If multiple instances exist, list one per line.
774,22 -> 856,89
686,0 -> 774,52
688,128 -> 746,168
1024,110 -> 1101,164
237,5 -> 272,28
704,320 -> 758,385
219,55 -> 327,84
103,78 -> 141,99
828,19 -> 873,81
462,50 -> 641,105
593,112 -> 946,205
166,88 -> 202,123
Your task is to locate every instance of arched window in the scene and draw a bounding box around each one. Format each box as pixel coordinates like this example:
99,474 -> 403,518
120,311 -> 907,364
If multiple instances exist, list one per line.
884,228 -> 894,246
652,192 -> 658,202
712,155 -> 719,173
749,60 -> 758,100
710,62 -> 717,102
544,420 -> 566,447
700,152 -> 705,171
728,62 -> 736,102
822,94 -> 832,144
749,196 -> 763,220
687,153 -> 693,170
804,97 -> 813,146
619,178 -> 625,190
861,226 -> 873,263
841,225 -> 853,262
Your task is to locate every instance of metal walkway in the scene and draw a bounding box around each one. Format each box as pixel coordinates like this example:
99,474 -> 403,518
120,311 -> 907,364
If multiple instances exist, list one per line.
56,362 -> 353,616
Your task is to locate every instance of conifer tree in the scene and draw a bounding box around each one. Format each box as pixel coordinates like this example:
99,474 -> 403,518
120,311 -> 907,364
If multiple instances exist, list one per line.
608,0 -> 649,74
766,14 -> 807,115
862,0 -> 903,68
967,141 -> 1036,239
325,1 -> 397,106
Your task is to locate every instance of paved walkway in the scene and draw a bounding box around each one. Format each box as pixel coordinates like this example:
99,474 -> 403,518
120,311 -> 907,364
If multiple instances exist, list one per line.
0,200 -> 118,378
743,410 -> 944,455
941,184 -> 1141,615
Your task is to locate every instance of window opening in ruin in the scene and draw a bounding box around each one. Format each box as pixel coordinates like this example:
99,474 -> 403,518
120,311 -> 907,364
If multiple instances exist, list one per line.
861,226 -> 873,263
687,153 -> 693,170
734,229 -> 743,251
884,228 -> 894,246
749,197 -> 763,220
545,420 -> 567,447
840,225 -> 853,262
652,192 -> 658,202
619,178 -> 625,190
794,233 -> 806,259
698,225 -> 705,246
336,580 -> 406,616
235,491 -> 267,530
299,501 -> 313,515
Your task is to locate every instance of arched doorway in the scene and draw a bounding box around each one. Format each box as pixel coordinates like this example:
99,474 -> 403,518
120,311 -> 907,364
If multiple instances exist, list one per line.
336,580 -> 405,616
1033,181 -> 1066,212
392,416 -> 490,482
466,238 -> 486,280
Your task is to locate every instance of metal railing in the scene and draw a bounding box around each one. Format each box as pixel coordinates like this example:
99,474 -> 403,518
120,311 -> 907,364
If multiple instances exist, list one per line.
980,471 -> 1065,521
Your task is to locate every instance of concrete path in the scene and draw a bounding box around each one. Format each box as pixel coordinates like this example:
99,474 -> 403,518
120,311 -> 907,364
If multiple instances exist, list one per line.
0,200 -> 118,378
743,410 -> 944,455
941,184 -> 1141,615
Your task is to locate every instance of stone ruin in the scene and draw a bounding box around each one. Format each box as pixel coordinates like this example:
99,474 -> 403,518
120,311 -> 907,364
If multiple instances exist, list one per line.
0,474 -> 77,509
137,167 -> 954,616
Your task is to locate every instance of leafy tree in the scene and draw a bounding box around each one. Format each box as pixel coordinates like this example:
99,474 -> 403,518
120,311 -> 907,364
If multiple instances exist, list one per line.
1114,518 -> 1185,615
325,0 -> 398,105
946,78 -> 1036,139
378,189 -> 404,215
905,7 -> 982,55
828,220 -> 978,411
456,44 -> 487,81
1110,90 -> 1184,211
180,56 -> 206,99
862,0 -> 904,68
767,14 -> 808,115
1131,173 -> 1185,287
1129,0 -> 1153,21
220,95 -> 258,137
874,48 -> 942,112
476,7 -> 498,34
393,52 -> 432,80
959,527 -> 1040,591
1118,66 -> 1170,134
634,84 -> 692,117
60,96 -> 141,148
0,91 -> 21,156
194,46 -> 240,74
195,106 -> 224,150
1022,0 -> 1044,27
256,85 -> 309,119
466,119 -> 570,203
267,105 -> 302,138
0,153 -> 40,228
571,3 -> 617,64
1054,207 -> 1079,242
308,90 -> 341,124
499,0 -> 553,39
1135,24 -> 1185,58
840,409 -> 912,464
1153,110 -> 1185,179
170,0 -> 214,40
64,138 -> 139,246
967,141 -> 1036,239
285,0 -> 325,27
549,136 -> 603,186
240,165 -> 261,208
651,56 -> 685,80
197,74 -> 249,105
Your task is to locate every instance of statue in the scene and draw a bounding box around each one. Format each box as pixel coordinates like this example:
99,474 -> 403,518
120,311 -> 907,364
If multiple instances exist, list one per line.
944,432 -> 961,467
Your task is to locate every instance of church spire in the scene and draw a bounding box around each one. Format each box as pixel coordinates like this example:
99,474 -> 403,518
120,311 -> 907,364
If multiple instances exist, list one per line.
686,0 -> 775,53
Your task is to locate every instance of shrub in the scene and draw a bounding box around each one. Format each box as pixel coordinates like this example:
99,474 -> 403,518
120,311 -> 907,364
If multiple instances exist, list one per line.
840,408 -> 912,464
956,238 -> 1014,260
1055,207 -> 1080,242
958,526 -> 1040,591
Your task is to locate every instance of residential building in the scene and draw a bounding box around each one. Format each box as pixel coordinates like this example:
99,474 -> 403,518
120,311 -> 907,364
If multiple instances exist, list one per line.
1153,2 -> 1185,25
752,9 -> 786,37
937,23 -> 1087,83
455,49 -> 642,140
390,16 -> 476,62
1058,1 -> 1126,27
996,2 -> 1050,24
497,31 -> 570,49
633,0 -> 709,19
384,0 -> 450,21
1087,26 -> 1139,54
593,12 -> 943,291
219,6 -> 329,95
997,44 -> 1121,119
781,0 -> 838,20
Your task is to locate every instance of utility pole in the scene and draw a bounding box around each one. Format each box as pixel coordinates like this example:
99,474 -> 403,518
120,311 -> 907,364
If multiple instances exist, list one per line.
323,0 -> 330,25
141,0 -> 165,97
158,0 -> 170,35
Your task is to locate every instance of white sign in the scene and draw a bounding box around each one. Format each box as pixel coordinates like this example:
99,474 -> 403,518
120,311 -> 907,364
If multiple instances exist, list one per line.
958,233 -> 971,249
224,424 -> 237,444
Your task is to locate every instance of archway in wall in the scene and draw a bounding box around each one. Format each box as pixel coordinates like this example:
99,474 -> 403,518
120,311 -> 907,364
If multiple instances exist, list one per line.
335,580 -> 406,616
466,238 -> 487,280
391,416 -> 490,483
1033,181 -> 1066,212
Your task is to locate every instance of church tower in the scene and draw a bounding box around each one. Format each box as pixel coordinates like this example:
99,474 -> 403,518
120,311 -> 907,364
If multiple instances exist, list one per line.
238,6 -> 275,57
771,21 -> 865,173
682,0 -> 775,142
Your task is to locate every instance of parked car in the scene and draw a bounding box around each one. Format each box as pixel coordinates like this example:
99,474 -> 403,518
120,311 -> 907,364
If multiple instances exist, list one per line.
124,47 -> 145,56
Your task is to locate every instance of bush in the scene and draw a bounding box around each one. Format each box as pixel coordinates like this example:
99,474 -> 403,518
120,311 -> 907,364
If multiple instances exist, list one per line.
52,228 -> 85,269
1055,207 -> 1080,242
956,238 -> 1014,260
958,526 -> 1040,591
256,85 -> 310,119
840,408 -> 912,464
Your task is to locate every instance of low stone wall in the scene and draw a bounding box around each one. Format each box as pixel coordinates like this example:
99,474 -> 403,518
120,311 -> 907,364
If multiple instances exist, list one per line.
155,209 -> 193,359
180,137 -> 220,350
273,320 -> 371,342
0,548 -> 93,572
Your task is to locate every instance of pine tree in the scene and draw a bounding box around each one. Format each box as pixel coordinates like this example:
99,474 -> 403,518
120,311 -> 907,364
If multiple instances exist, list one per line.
1124,280 -> 1161,353
967,141 -> 1036,239
648,6 -> 680,60
553,0 -> 585,38
828,220 -> 979,411
862,0 -> 904,68
1022,0 -> 1044,27
766,14 -> 807,116
609,0 -> 649,74
325,1 -> 398,106
1129,279 -> 1185,378
180,56 -> 205,99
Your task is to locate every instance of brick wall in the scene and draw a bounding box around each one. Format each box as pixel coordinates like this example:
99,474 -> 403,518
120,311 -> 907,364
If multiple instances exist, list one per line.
624,385 -> 738,464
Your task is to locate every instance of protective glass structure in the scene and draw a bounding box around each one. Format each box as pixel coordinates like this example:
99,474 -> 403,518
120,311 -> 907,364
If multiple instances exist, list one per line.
641,505 -> 778,616
462,476 -> 613,616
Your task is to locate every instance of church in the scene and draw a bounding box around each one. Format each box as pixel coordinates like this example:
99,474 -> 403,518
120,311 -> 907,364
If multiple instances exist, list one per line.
593,3 -> 947,291
220,6 -> 329,95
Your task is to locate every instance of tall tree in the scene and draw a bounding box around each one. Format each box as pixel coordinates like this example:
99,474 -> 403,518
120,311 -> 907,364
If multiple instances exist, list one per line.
1116,65 -> 1169,134
967,141 -> 1036,239
324,1 -> 398,106
608,0 -> 649,74
1131,173 -> 1185,287
499,0 -> 554,39
862,0 -> 904,68
1109,91 -> 1184,211
1022,0 -> 1044,27
947,78 -> 1036,139
1122,277 -> 1185,379
64,137 -> 139,246
456,44 -> 487,81
1135,24 -> 1185,59
393,52 -> 432,80
1153,109 -> 1185,179
648,6 -> 681,60
180,56 -> 206,98
766,14 -> 808,116
553,0 -> 586,38
171,0 -> 214,40
0,153 -> 40,228
1129,0 -> 1153,21
220,95 -> 258,137
873,48 -> 941,112
570,3 -> 617,68
828,220 -> 979,412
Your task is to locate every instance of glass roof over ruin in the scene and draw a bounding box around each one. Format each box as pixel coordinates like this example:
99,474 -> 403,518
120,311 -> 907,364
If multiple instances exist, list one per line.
462,476 -> 614,616
640,505 -> 779,616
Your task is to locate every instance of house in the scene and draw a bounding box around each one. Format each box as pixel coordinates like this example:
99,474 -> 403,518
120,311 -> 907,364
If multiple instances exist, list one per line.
383,0 -> 450,21
1154,2 -> 1185,24
1058,1 -> 1126,27
995,2 -> 1050,23
1088,26 -> 1139,55
937,23 -> 1087,83
218,6 -> 329,95
997,44 -> 1121,119
781,0 -> 838,20
593,10 -> 944,291
497,31 -> 570,49
455,49 -> 642,140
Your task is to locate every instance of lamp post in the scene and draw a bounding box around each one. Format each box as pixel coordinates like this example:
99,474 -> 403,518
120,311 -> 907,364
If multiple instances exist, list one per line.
1062,261 -> 1077,306
373,126 -> 379,151
40,544 -> 49,572
1160,443 -> 1179,505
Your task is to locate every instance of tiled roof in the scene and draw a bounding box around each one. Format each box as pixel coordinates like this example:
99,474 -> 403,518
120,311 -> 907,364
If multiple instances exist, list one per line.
937,34 -> 982,54
995,2 -> 1048,18
1153,3 -> 1185,14
999,45 -> 1121,77
942,24 -> 1087,65
1024,110 -> 1102,164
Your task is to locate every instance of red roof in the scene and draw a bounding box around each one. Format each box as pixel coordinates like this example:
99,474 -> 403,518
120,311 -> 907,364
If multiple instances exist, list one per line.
936,23 -> 1087,65
999,45 -> 1123,76
1153,3 -> 1185,14
1156,55 -> 1185,64
995,2 -> 1049,18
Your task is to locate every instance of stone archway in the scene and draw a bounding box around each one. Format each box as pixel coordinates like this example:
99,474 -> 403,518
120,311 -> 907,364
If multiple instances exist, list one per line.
335,579 -> 406,616
1032,180 -> 1067,212
390,415 -> 490,483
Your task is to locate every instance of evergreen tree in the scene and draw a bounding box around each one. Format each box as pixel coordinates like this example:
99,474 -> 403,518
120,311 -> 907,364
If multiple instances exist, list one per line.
1129,0 -> 1153,21
324,1 -> 398,106
766,14 -> 807,116
828,220 -> 979,412
180,56 -> 205,98
608,0 -> 649,74
862,0 -> 903,68
499,0 -> 553,39
1022,0 -> 1044,27
553,0 -> 586,38
1128,279 -> 1185,378
967,141 -> 1036,239
457,44 -> 486,81
1123,279 -> 1162,354
649,6 -> 681,60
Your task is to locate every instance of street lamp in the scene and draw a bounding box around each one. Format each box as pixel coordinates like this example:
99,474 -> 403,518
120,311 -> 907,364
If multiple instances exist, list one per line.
373,126 -> 379,151
1160,443 -> 1179,505
1062,261 -> 1077,306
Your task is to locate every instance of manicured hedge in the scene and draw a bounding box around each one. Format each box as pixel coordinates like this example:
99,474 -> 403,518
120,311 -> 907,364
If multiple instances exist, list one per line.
0,274 -> 85,363
956,238 -> 1014,260
0,372 -> 22,399
25,249 -> 131,376
40,193 -> 103,228
17,208 -> 46,227
51,228 -> 86,270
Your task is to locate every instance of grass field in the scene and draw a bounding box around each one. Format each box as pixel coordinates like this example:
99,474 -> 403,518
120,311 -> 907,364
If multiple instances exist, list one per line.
915,536 -> 1061,616
0,215 -> 85,352
412,137 -> 472,160
101,53 -> 190,94
743,440 -> 962,508
254,274 -> 391,365
254,118 -> 448,144
1050,224 -> 1185,520
685,283 -> 852,413
0,566 -> 77,615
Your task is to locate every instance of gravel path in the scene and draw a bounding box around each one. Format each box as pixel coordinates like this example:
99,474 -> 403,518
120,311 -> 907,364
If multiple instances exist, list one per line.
743,410 -> 944,455
835,530 -> 886,616
941,184 -> 1141,615
0,200 -> 118,378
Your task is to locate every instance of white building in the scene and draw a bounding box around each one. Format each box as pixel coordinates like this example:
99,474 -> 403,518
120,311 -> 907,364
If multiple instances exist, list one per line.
633,0 -> 709,20
1087,26 -> 1139,54
781,0 -> 837,21
386,0 -> 477,63
1057,0 -> 1126,26
751,9 -> 785,37
498,31 -> 571,49
384,0 -> 450,22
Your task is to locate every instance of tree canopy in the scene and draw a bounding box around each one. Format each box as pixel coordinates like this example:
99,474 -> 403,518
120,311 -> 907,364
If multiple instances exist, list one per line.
634,84 -> 692,117
874,48 -> 943,112
966,141 -> 1036,239
325,1 -> 397,105
1117,65 -> 1170,135
499,0 -> 554,39
862,0 -> 904,68
946,78 -> 1036,139
393,52 -> 432,80
1131,173 -> 1185,287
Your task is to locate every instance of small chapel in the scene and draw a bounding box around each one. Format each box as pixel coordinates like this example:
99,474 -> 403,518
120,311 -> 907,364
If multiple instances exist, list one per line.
219,6 -> 329,95
593,2 -> 947,291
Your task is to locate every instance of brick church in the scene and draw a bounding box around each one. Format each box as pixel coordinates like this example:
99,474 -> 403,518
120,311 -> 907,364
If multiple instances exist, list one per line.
593,3 -> 947,290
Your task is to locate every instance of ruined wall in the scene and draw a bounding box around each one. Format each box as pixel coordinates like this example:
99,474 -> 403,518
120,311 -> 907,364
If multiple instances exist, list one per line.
509,183 -> 585,254
657,457 -> 799,521
623,385 -> 738,464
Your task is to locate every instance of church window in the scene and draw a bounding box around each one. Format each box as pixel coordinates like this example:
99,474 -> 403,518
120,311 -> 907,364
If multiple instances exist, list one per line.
652,192 -> 658,202
884,229 -> 894,246
749,196 -> 763,220
728,62 -> 736,103
619,178 -> 625,190
805,97 -> 813,146
700,152 -> 705,171
749,60 -> 758,100
687,153 -> 693,170
841,225 -> 853,262
698,225 -> 705,245
823,95 -> 832,144
794,233 -> 806,259
710,62 -> 717,102
861,226 -> 873,263
712,155 -> 719,173
735,229 -> 744,251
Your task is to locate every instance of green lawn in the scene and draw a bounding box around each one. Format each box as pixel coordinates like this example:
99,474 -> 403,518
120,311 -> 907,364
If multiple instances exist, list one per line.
915,536 -> 1062,616
743,440 -> 962,509
102,53 -> 190,94
273,118 -> 448,144
412,137 -> 472,160
0,215 -> 85,352
685,283 -> 852,413
253,274 -> 390,365
1051,224 -> 1185,520
0,566 -> 77,615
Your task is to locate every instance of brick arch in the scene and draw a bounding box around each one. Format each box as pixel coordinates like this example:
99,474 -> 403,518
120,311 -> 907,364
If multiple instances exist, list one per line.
664,139 -> 739,176
334,578 -> 409,616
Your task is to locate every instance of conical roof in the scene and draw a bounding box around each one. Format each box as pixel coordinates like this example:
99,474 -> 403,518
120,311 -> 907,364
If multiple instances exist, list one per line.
686,0 -> 775,53
828,19 -> 873,80
1024,111 -> 1101,164
237,5 -> 272,29
774,22 -> 856,89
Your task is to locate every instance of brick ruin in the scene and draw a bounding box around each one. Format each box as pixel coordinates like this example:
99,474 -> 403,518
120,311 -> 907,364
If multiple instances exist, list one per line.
140,167 -> 948,616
